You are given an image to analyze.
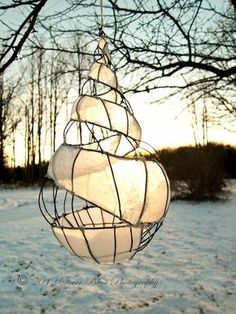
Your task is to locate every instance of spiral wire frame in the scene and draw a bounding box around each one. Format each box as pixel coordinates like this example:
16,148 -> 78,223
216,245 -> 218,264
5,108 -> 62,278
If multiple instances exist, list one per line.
38,32 -> 170,264
39,177 -> 168,264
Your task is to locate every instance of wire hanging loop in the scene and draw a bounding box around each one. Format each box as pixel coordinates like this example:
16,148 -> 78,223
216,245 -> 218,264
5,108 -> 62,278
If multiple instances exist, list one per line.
99,0 -> 104,35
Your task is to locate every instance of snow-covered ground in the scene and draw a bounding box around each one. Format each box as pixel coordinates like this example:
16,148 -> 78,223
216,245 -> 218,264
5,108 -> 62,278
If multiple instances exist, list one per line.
0,182 -> 235,314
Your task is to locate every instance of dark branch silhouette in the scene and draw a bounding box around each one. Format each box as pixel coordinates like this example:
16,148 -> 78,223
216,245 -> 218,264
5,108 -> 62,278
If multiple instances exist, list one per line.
0,0 -> 47,73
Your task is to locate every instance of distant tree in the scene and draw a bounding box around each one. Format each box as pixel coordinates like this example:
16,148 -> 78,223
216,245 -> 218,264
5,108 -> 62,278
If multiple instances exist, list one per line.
0,73 -> 6,176
0,73 -> 21,180
159,144 -> 228,200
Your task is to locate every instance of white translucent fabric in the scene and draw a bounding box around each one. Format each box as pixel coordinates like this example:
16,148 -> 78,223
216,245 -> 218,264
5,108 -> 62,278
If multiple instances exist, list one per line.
63,121 -> 137,156
100,89 -> 123,104
45,34 -> 170,264
48,144 -> 169,225
52,207 -> 142,264
64,120 -> 122,154
89,35 -> 123,92
98,36 -> 111,64
89,62 -> 123,94
82,134 -> 121,154
71,95 -> 141,141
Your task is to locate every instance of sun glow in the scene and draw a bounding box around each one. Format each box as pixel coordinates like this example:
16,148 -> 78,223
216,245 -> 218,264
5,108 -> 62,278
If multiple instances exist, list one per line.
129,92 -> 236,150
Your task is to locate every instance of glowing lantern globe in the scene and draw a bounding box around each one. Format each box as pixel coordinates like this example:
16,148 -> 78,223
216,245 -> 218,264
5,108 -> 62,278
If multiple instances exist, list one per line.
38,33 -> 170,264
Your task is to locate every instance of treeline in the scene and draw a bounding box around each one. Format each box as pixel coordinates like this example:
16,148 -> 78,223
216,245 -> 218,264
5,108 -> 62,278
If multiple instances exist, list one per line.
159,143 -> 236,200
159,143 -> 236,180
0,143 -> 235,200
0,162 -> 48,186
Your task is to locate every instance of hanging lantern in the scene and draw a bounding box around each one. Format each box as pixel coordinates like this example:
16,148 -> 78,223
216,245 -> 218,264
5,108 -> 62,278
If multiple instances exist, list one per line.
38,32 -> 170,264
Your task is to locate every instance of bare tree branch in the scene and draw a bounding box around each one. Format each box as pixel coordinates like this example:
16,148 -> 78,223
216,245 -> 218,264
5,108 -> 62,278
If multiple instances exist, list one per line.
0,1 -> 39,10
0,0 -> 47,73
